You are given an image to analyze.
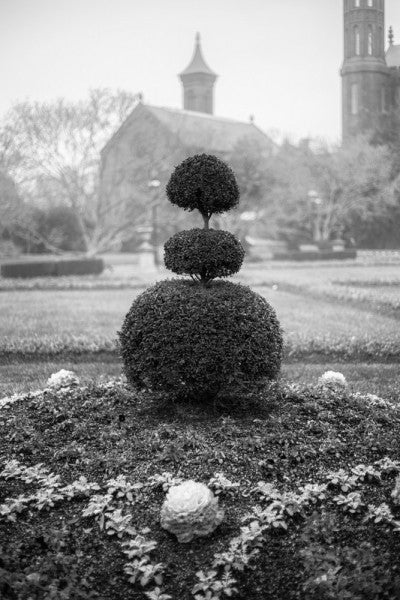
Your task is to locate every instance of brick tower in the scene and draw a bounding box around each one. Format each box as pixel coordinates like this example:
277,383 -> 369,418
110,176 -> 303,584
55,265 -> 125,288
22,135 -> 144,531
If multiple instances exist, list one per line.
341,0 -> 390,139
179,33 -> 217,115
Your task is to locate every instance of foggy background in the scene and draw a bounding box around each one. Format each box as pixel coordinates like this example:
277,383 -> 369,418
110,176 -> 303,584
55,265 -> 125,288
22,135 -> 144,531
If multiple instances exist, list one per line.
1,0 -> 400,142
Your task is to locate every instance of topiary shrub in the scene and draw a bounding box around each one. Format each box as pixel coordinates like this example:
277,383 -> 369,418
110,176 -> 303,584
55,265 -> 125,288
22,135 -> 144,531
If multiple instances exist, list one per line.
166,153 -> 239,228
119,153 -> 283,402
119,279 -> 282,399
164,229 -> 245,282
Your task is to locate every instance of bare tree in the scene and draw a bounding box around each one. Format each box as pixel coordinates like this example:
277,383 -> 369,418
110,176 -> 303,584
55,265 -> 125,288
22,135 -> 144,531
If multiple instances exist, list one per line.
0,89 -> 142,254
306,137 -> 394,242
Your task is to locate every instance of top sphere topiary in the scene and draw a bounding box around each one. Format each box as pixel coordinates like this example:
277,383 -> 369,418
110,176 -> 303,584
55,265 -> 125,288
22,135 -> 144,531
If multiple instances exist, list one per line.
166,154 -> 239,226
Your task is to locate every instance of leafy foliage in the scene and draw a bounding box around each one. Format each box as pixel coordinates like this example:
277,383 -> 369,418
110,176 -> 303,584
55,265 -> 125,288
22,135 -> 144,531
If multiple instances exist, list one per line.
166,154 -> 239,219
119,279 -> 283,400
164,228 -> 245,282
2,378 -> 400,599
300,511 -> 400,599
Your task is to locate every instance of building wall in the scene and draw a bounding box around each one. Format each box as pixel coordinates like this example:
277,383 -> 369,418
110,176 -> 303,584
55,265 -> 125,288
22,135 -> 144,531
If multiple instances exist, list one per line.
342,0 -> 391,138
180,73 -> 215,114
100,105 -> 182,207
342,66 -> 391,137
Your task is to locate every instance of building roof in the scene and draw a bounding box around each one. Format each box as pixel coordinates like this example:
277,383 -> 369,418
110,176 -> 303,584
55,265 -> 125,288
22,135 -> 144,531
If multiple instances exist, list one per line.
101,102 -> 276,155
179,33 -> 217,77
386,43 -> 400,67
101,102 -> 275,158
145,104 -> 275,154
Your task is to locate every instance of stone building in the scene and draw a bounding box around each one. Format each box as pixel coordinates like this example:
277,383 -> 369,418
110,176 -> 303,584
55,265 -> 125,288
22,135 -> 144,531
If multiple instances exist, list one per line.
341,0 -> 400,139
99,34 -> 274,235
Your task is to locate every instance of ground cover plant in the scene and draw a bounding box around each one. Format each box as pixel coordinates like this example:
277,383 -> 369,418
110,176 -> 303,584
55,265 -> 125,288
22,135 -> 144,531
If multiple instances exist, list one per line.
1,374 -> 400,599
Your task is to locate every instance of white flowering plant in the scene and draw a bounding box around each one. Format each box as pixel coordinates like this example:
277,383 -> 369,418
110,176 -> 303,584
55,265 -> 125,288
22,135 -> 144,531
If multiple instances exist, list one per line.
319,371 -> 347,389
47,369 -> 80,390
160,481 -> 224,543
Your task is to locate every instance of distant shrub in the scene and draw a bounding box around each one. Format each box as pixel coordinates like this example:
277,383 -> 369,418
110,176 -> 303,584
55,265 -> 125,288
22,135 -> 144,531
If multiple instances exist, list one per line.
164,228 -> 245,282
273,250 -> 357,261
118,279 -> 283,400
1,258 -> 104,279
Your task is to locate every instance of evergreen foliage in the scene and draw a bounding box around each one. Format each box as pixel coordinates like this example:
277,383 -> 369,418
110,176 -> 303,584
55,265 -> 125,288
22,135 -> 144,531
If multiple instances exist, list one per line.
119,153 -> 283,401
119,280 -> 282,400
166,154 -> 239,227
164,228 -> 245,282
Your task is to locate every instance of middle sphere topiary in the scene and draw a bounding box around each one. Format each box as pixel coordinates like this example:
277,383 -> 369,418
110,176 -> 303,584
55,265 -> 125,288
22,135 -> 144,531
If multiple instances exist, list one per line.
118,279 -> 283,401
164,228 -> 245,282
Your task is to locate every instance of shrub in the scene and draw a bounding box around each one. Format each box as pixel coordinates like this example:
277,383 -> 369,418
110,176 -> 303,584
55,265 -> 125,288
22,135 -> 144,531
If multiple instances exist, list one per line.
120,153 -> 283,402
166,154 -> 239,226
1,258 -> 104,278
118,279 -> 282,400
164,229 -> 245,282
272,250 -> 357,261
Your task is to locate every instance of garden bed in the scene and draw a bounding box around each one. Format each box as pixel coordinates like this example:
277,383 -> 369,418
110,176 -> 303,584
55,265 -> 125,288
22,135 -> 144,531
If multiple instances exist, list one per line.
1,376 -> 400,599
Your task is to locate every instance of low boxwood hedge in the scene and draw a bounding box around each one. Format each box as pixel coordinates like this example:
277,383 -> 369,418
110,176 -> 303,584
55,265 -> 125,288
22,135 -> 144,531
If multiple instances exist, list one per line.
272,250 -> 357,261
1,257 -> 104,279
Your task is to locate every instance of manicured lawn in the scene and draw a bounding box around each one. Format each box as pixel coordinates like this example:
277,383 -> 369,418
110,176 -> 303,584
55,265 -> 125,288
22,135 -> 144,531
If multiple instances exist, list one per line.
1,360 -> 400,404
238,262 -> 400,316
1,286 -> 400,360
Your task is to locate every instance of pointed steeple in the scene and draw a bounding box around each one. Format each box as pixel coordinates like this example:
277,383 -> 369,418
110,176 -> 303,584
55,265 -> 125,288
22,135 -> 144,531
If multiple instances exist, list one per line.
180,33 -> 217,77
179,33 -> 218,114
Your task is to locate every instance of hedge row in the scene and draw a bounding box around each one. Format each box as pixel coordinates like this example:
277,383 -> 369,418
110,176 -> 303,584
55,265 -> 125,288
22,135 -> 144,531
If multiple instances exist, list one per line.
1,258 -> 104,279
1,336 -> 399,361
272,250 -> 357,261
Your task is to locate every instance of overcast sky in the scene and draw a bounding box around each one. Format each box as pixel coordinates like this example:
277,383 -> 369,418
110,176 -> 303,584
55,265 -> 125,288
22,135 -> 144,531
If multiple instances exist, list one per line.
1,0 -> 400,143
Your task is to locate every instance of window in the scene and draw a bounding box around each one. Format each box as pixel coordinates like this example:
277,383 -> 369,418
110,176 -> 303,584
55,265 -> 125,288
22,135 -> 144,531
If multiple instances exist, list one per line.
351,84 -> 358,115
381,87 -> 387,113
368,26 -> 373,55
368,0 -> 373,6
396,87 -> 400,107
354,26 -> 360,55
355,0 -> 360,6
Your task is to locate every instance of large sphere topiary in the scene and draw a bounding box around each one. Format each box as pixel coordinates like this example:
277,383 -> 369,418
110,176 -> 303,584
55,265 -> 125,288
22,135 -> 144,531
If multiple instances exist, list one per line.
119,153 -> 283,402
119,280 -> 283,400
164,229 -> 245,282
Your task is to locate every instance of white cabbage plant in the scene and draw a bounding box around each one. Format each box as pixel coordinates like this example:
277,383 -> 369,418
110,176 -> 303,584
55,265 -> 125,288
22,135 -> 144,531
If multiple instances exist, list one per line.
160,481 -> 224,543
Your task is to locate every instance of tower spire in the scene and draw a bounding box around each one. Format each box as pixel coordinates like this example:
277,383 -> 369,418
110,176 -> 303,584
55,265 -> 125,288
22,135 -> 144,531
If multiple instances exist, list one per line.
180,32 -> 217,77
179,33 -> 218,114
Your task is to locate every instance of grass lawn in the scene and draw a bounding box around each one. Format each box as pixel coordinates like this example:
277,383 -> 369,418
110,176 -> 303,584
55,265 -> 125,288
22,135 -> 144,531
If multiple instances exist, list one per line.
238,262 -> 400,317
1,285 -> 400,360
1,360 -> 400,404
1,379 -> 400,599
